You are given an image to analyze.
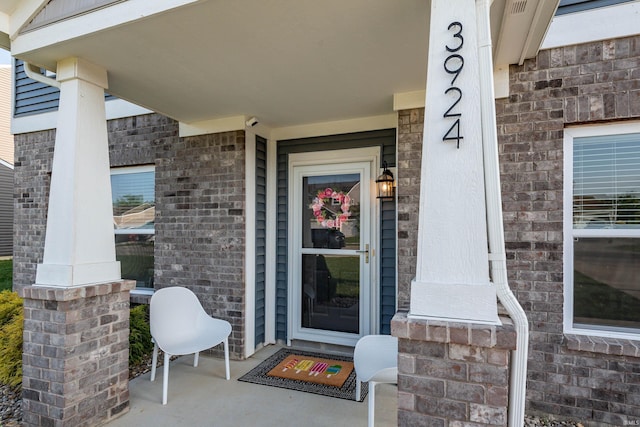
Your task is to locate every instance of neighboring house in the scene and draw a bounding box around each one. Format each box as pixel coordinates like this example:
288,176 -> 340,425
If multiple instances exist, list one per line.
0,65 -> 13,257
1,0 -> 639,426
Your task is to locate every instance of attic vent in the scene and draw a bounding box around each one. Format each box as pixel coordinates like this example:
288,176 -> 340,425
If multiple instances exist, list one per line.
511,0 -> 528,14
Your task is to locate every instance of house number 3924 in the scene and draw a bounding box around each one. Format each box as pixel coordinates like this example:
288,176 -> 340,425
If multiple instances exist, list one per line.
443,21 -> 464,148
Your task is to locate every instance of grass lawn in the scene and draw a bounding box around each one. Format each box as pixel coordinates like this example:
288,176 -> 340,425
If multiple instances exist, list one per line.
0,259 -> 12,292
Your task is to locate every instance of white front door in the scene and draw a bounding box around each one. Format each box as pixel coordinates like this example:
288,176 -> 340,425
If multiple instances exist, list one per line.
288,147 -> 379,347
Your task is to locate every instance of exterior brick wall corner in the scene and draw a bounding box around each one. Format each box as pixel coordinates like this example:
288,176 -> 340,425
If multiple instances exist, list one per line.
18,280 -> 136,427
14,113 -> 248,359
155,130 -> 246,359
395,33 -> 640,426
392,311 -> 515,427
498,35 -> 640,425
397,108 -> 424,310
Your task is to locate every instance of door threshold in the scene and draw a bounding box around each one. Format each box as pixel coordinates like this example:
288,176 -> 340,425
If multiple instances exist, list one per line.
288,339 -> 354,357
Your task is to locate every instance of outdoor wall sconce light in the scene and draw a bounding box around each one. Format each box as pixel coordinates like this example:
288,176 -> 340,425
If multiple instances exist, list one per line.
376,161 -> 395,200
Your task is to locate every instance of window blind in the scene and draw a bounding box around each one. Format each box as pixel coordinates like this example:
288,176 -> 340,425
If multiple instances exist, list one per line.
573,133 -> 640,229
111,170 -> 155,230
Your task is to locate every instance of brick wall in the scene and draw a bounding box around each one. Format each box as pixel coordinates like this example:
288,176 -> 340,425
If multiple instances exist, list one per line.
392,312 -> 516,426
397,109 -> 424,310
13,129 -> 54,290
398,35 -> 640,425
497,35 -> 640,425
155,131 -> 246,359
14,113 -> 247,358
13,114 -> 177,291
20,281 -> 135,426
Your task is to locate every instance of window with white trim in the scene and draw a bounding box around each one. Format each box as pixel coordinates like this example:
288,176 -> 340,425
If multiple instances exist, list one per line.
111,165 -> 155,289
565,124 -> 640,337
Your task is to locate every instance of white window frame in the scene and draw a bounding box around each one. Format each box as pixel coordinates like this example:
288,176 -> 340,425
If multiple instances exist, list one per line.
111,164 -> 155,294
563,122 -> 640,339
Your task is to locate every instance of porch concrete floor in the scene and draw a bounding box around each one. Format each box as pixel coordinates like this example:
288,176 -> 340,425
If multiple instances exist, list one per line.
108,345 -> 398,427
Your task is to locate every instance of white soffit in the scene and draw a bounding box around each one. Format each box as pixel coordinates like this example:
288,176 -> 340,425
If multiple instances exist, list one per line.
492,0 -> 559,65
8,0 -> 556,129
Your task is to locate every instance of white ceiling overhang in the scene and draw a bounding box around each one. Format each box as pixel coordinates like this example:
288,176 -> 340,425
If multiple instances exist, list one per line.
5,0 -> 558,129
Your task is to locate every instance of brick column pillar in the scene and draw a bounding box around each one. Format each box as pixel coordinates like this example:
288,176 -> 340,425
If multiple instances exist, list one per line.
392,311 -> 516,426
19,280 -> 135,427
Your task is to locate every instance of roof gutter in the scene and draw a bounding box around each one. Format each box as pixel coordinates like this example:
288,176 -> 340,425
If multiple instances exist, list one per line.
478,1 -> 529,425
23,61 -> 59,88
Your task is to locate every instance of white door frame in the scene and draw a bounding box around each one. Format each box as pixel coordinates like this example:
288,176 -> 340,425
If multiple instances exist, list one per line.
287,147 -> 381,347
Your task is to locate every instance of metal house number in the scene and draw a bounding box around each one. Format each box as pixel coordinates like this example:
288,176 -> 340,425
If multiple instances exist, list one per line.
443,21 -> 464,148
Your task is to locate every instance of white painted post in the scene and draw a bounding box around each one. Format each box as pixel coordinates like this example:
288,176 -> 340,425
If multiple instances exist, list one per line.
410,0 -> 498,324
35,57 -> 121,287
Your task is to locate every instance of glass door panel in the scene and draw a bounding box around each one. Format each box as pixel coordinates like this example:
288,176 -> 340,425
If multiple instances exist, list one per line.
302,174 -> 360,250
301,254 -> 360,334
301,173 -> 361,335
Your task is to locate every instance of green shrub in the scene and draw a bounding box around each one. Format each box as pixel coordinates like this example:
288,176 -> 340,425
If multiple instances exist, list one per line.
129,304 -> 153,365
0,292 -> 153,388
0,290 -> 23,388
0,259 -> 12,292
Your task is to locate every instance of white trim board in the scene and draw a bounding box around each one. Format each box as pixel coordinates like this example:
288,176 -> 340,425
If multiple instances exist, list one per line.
11,98 -> 152,134
562,121 -> 640,341
244,131 -> 257,358
542,2 -> 640,50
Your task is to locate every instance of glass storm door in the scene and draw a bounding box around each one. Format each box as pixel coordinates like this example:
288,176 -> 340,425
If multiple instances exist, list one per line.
289,151 -> 377,347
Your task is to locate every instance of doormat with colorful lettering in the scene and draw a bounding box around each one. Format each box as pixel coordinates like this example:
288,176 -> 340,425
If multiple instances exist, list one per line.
238,348 -> 367,401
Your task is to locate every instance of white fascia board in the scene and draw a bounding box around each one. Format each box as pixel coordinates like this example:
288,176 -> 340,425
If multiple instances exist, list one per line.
0,33 -> 9,50
271,114 -> 397,141
11,0 -> 199,55
11,99 -> 152,134
393,91 -> 425,111
0,11 -> 9,36
1,11 -> 10,49
394,66 -> 510,109
179,116 -> 247,137
493,66 -> 510,99
542,2 -> 640,50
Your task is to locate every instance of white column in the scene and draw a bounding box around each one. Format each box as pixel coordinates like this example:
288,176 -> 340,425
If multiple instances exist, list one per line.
35,57 -> 121,287
410,0 -> 498,324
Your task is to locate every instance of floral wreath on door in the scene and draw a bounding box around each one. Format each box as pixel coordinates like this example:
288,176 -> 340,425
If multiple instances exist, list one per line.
310,188 -> 351,229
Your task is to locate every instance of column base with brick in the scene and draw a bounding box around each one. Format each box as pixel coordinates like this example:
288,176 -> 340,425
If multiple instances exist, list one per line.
19,280 -> 135,427
392,311 -> 517,427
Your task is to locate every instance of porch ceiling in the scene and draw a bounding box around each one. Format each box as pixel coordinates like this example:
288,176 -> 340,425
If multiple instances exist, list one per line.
5,0 -> 558,128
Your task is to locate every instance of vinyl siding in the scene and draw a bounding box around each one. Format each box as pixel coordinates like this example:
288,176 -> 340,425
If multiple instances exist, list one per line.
0,163 -> 13,256
14,61 -> 60,117
14,60 -> 115,118
255,136 -> 267,346
0,67 -> 13,164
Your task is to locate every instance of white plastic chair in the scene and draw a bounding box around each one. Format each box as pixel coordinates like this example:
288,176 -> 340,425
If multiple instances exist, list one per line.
354,335 -> 399,427
149,287 -> 232,405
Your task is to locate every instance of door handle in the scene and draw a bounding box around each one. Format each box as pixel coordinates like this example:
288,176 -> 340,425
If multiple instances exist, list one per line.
355,244 -> 369,263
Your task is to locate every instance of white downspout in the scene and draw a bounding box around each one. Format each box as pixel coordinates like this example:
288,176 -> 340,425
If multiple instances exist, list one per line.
477,1 -> 529,426
23,62 -> 60,88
